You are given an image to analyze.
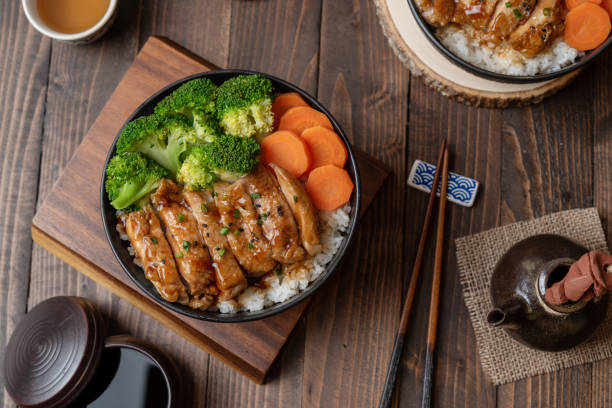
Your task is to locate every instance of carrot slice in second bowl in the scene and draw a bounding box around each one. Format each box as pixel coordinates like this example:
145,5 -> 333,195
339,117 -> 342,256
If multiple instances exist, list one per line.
564,3 -> 611,51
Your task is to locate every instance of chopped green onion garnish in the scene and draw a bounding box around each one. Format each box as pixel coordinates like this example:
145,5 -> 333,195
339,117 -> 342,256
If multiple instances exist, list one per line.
234,229 -> 241,236
252,192 -> 261,199
513,8 -> 521,17
177,213 -> 184,222
261,213 -> 268,220
220,227 -> 230,235
543,7 -> 550,16
201,203 -> 208,214
176,252 -> 184,258
505,1 -> 511,7
150,237 -> 158,244
233,209 -> 240,218
182,240 -> 191,250
293,195 -> 298,202
257,219 -> 263,225
219,248 -> 226,257
247,242 -> 254,249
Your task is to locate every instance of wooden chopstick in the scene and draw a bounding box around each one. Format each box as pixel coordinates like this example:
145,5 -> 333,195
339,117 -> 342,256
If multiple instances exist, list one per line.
420,148 -> 449,408
378,139 -> 447,408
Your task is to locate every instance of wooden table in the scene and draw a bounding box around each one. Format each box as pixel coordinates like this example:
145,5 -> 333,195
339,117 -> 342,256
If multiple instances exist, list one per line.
1,1 -> 611,407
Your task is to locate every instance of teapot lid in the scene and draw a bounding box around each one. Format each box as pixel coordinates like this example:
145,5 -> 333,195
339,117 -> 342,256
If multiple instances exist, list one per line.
4,296 -> 105,408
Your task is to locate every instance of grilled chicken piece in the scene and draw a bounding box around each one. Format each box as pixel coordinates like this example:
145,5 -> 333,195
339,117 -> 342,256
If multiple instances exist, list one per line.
453,0 -> 499,30
509,0 -> 564,57
416,0 -> 455,26
183,190 -> 247,301
488,0 -> 537,43
269,164 -> 321,257
242,165 -> 305,264
122,206 -> 189,304
121,206 -> 210,309
152,179 -> 217,303
214,181 -> 277,277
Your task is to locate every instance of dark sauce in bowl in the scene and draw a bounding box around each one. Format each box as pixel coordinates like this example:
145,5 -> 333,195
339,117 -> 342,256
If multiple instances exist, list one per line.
72,347 -> 169,408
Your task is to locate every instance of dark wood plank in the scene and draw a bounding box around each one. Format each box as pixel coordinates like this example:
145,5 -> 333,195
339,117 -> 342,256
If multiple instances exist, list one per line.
399,83 -> 501,407
204,1 -> 323,406
0,3 -> 51,406
302,1 -> 409,406
587,48 -> 612,408
226,0 -> 321,95
497,72 -> 595,407
138,0 -> 230,70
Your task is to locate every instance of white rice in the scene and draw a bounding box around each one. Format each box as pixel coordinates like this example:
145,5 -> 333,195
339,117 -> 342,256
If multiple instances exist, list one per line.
117,205 -> 352,313
436,25 -> 582,76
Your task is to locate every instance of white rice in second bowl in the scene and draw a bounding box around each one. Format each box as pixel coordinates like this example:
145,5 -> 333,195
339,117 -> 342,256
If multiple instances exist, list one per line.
436,25 -> 583,76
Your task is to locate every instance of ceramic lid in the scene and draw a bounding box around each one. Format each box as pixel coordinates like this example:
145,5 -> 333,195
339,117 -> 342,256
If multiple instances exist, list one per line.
4,296 -> 105,408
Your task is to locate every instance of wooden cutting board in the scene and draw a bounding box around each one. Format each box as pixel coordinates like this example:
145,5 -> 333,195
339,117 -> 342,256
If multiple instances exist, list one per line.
31,36 -> 390,384
374,0 -> 581,107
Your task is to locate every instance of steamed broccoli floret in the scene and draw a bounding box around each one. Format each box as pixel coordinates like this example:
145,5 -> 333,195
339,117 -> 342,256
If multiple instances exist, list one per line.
177,135 -> 260,189
155,78 -> 217,116
192,110 -> 221,143
105,152 -> 169,210
216,74 -> 274,138
176,146 -> 217,191
155,78 -> 219,143
203,134 -> 260,175
116,114 -> 194,176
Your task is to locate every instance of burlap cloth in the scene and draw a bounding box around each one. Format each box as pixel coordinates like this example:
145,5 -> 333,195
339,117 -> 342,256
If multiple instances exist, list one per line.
455,208 -> 612,385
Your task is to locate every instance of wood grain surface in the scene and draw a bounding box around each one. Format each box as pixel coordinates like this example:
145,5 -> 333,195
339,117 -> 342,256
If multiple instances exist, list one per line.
2,0 -> 612,407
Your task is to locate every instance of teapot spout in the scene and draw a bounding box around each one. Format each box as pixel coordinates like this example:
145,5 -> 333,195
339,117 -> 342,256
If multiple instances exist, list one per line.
487,298 -> 525,328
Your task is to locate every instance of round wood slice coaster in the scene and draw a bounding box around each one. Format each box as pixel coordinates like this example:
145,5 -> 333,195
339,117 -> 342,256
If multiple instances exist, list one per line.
374,0 -> 581,107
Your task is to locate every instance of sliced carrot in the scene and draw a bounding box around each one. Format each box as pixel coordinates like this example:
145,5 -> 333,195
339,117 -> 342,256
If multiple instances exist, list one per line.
601,0 -> 612,18
261,131 -> 312,178
301,126 -> 348,169
564,3 -> 611,51
306,165 -> 354,211
566,0 -> 601,10
278,106 -> 333,136
272,93 -> 309,128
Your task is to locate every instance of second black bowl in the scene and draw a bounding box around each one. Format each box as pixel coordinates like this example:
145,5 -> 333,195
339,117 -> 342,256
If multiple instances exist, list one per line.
406,0 -> 612,83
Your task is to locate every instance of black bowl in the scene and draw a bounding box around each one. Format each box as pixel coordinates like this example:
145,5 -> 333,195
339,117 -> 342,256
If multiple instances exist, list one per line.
406,0 -> 612,83
101,70 -> 361,323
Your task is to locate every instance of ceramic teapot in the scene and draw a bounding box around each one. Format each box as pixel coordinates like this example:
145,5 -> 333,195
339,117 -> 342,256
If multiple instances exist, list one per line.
486,234 -> 608,351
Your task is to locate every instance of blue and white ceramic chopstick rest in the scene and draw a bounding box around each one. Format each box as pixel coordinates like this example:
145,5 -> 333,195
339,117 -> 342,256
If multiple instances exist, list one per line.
407,160 -> 479,207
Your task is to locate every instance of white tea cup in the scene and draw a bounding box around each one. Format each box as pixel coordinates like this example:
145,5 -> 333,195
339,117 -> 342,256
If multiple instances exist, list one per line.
22,0 -> 118,44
